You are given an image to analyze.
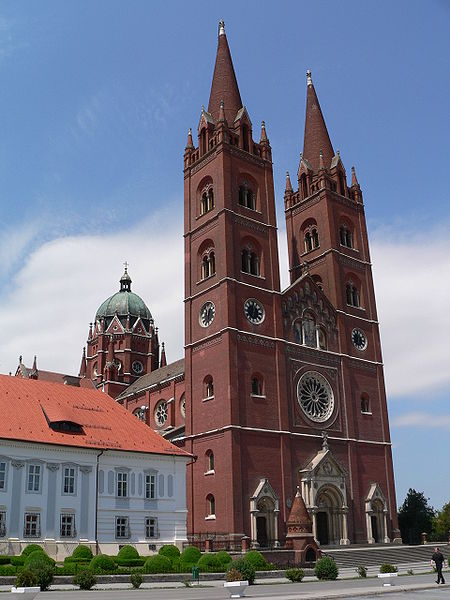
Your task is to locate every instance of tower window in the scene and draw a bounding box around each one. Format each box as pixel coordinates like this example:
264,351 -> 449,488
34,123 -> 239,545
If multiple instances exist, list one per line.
304,227 -> 319,252
241,248 -> 260,276
238,185 -> 256,210
201,251 -> 216,280
346,282 -> 360,307
206,494 -> 216,518
340,224 -> 353,248
251,376 -> 264,397
361,395 -> 371,414
200,187 -> 214,215
205,450 -> 215,473
203,376 -> 214,400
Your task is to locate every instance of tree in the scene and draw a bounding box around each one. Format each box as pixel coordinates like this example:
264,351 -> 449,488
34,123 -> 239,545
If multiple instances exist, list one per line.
398,489 -> 434,545
431,501 -> 450,542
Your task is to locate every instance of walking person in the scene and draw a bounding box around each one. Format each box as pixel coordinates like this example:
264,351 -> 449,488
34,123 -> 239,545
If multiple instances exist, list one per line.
431,547 -> 446,584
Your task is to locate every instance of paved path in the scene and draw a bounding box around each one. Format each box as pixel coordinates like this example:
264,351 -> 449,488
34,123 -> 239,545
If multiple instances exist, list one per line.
3,573 -> 447,600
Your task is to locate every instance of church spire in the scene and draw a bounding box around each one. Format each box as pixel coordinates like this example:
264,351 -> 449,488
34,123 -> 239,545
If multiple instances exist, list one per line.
160,342 -> 167,368
79,347 -> 87,378
303,70 -> 334,172
208,20 -> 242,124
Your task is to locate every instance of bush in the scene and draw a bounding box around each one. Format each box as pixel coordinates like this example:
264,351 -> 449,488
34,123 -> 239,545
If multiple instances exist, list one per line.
118,545 -> 140,560
286,568 -> 304,582
143,555 -> 172,574
216,550 -> 232,566
197,553 -> 221,571
0,556 -> 12,565
89,554 -> 117,573
26,558 -> 54,591
226,567 -> 243,582
73,569 -> 97,590
11,556 -> 25,566
228,559 -> 255,585
24,550 -> 54,569
243,550 -> 267,571
116,558 -> 145,567
130,572 -> 144,589
21,544 -> 44,557
15,569 -> 38,587
72,544 -> 94,561
0,565 -> 17,575
315,556 -> 338,580
380,563 -> 397,573
357,565 -> 367,578
159,545 -> 180,559
180,545 -> 201,564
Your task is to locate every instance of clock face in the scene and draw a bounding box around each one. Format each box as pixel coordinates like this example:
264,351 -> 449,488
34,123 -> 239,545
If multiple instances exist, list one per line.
352,328 -> 367,351
244,298 -> 265,324
132,360 -> 144,374
199,301 -> 215,327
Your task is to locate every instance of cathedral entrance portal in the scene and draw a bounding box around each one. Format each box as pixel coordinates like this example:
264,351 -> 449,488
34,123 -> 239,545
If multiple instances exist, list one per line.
250,479 -> 280,549
316,511 -> 329,545
256,515 -> 268,547
371,515 -> 379,543
364,483 -> 390,544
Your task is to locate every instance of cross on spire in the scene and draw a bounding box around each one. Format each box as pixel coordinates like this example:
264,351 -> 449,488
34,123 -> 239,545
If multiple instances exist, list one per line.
123,261 -> 129,272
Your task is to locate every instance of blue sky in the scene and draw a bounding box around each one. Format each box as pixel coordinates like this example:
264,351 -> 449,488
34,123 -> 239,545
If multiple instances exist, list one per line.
0,1 -> 449,511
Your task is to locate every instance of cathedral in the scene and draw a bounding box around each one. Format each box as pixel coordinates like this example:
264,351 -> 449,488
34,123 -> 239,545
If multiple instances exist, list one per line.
18,21 -> 401,550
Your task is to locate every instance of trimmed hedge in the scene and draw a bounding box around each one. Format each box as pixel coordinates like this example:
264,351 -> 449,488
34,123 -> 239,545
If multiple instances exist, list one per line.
117,545 -> 140,560
21,544 -> 44,557
158,545 -> 180,560
380,563 -> 398,573
243,550 -> 267,570
0,556 -> 12,565
0,565 -> 17,575
24,551 -> 55,569
72,544 -> 94,561
217,550 -> 232,566
115,558 -> 145,567
143,555 -> 172,574
197,553 -> 221,571
180,545 -> 201,565
89,554 -> 117,573
10,556 -> 25,566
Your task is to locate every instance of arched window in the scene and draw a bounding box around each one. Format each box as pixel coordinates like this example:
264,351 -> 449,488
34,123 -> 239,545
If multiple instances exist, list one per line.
346,281 -> 360,307
203,376 -> 214,400
251,375 -> 263,396
241,248 -> 260,276
205,450 -> 215,473
302,313 -> 316,348
303,224 -> 319,253
238,184 -> 255,210
312,229 -> 319,249
199,244 -> 216,281
361,394 -> 370,414
339,223 -> 353,248
300,173 -> 308,199
294,321 -> 302,343
200,186 -> 214,215
318,328 -> 327,350
242,124 -> 249,152
206,494 -> 216,517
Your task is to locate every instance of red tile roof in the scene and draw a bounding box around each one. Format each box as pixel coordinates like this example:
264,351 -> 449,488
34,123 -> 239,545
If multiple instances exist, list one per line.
0,375 -> 190,457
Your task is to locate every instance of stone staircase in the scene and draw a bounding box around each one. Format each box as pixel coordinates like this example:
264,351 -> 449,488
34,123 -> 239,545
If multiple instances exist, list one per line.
323,543 -> 448,568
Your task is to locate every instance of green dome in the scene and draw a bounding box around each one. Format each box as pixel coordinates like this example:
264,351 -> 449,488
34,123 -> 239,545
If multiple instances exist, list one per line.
95,268 -> 152,324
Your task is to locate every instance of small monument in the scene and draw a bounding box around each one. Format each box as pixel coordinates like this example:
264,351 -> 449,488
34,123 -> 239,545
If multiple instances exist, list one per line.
285,486 -> 320,565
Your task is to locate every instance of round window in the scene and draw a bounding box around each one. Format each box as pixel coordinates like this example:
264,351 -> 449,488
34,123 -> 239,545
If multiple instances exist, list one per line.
155,401 -> 168,427
180,396 -> 186,418
297,371 -> 334,423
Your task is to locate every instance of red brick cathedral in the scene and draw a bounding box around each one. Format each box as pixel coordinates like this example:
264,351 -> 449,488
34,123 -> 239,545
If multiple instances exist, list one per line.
20,21 -> 400,549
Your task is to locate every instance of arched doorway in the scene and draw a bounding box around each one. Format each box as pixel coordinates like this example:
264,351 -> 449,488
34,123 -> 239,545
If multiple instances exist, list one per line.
315,486 -> 345,546
364,483 -> 390,544
250,478 -> 280,548
316,511 -> 329,545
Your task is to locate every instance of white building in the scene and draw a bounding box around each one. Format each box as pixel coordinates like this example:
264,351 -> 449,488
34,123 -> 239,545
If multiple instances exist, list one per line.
0,375 -> 191,559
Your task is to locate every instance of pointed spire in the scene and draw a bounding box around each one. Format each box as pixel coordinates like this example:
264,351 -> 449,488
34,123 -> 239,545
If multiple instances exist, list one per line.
285,171 -> 293,194
286,486 -> 313,532
79,347 -> 87,377
160,342 -> 167,368
260,121 -> 268,144
32,355 -> 37,371
208,20 -> 243,124
303,70 -> 334,172
351,165 -> 359,186
186,128 -> 194,149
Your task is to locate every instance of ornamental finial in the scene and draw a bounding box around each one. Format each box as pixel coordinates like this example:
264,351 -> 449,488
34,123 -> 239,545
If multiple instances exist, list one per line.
219,19 -> 225,36
306,69 -> 313,86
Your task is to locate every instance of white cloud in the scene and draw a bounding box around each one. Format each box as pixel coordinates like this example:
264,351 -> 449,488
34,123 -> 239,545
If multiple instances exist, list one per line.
391,412 -> 450,430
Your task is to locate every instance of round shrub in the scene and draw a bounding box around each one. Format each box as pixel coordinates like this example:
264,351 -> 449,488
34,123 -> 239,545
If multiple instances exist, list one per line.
180,545 -> 202,564
26,558 -> 54,591
25,551 -> 55,569
197,553 -> 221,571
315,556 -> 338,580
143,554 -> 172,574
217,550 -> 232,566
228,558 -> 255,585
118,544 -> 140,560
72,544 -> 94,561
380,563 -> 397,573
73,569 -> 97,590
21,544 -> 45,557
89,554 -> 117,573
286,567 -> 304,582
158,545 -> 180,560
15,569 -> 38,587
130,572 -> 144,589
243,550 -> 267,570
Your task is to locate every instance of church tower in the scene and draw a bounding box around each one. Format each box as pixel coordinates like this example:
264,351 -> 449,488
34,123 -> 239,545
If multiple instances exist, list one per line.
183,21 -> 285,545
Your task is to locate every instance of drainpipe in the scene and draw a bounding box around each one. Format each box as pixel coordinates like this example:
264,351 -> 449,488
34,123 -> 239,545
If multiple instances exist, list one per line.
95,450 -> 105,555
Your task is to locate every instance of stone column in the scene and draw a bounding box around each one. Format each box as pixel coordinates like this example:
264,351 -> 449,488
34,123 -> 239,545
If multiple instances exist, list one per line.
311,508 -> 318,541
45,463 -> 60,540
250,509 -> 259,548
79,466 -> 92,540
383,511 -> 390,543
9,461 -> 25,538
366,510 -> 374,544
340,508 -> 350,545
273,508 -> 280,547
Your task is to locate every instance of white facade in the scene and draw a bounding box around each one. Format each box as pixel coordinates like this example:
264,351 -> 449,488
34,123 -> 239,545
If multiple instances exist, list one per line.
0,439 -> 189,559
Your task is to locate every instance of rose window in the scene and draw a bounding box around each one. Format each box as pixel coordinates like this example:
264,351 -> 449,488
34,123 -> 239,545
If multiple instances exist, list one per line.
180,396 -> 186,418
297,371 -> 334,422
155,401 -> 168,427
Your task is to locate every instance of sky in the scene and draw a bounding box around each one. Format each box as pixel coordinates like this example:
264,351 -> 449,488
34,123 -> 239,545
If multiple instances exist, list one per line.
0,1 -> 449,510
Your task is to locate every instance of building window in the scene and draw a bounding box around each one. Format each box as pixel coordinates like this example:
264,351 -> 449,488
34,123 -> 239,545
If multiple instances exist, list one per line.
294,321 -> 302,343
346,282 -> 360,307
200,187 -> 214,215
251,376 -> 263,396
0,462 -> 6,490
241,248 -> 260,276
205,450 -> 215,473
115,516 -> 130,539
302,313 -> 316,348
238,184 -> 256,210
117,472 -> 128,498
0,511 -> 6,537
154,401 -> 168,427
201,251 -> 216,280
340,224 -> 353,248
304,228 -> 319,252
206,494 -> 216,518
60,514 -> 76,538
361,395 -> 371,414
318,328 -> 327,350
24,513 -> 40,537
27,464 -> 41,493
145,474 -> 156,499
145,516 -> 158,538
63,467 -> 76,495
203,376 -> 214,400
180,394 -> 186,419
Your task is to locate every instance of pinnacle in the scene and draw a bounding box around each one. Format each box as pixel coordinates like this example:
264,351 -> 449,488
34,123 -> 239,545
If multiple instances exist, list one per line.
208,20 -> 243,124
303,71 -> 334,172
285,171 -> 293,193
